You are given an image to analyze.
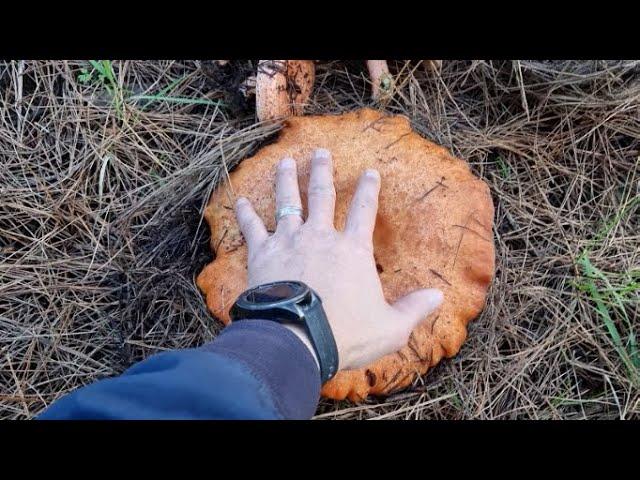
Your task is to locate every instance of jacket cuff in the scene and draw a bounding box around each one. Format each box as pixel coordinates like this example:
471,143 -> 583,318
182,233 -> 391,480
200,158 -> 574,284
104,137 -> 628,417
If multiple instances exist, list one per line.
199,320 -> 321,419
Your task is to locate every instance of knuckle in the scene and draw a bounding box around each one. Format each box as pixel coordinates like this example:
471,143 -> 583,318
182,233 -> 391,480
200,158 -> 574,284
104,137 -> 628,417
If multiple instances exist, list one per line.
290,228 -> 307,246
262,237 -> 280,254
293,225 -> 335,245
277,216 -> 301,231
313,156 -> 332,167
241,216 -> 261,231
277,194 -> 298,206
317,228 -> 338,242
309,184 -> 336,198
358,193 -> 378,207
277,166 -> 296,182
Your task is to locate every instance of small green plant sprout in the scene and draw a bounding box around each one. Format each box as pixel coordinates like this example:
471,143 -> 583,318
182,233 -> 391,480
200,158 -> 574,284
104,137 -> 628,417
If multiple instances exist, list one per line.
76,60 -> 124,118
77,67 -> 93,84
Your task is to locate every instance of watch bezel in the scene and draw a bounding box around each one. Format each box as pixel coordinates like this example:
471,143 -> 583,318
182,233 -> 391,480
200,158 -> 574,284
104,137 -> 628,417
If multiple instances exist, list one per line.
230,280 -> 312,323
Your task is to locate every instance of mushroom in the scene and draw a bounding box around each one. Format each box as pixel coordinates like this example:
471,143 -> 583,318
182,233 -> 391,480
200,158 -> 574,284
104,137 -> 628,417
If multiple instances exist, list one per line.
253,60 -> 443,119
253,59 -> 394,119
255,60 -> 315,122
197,108 -> 495,401
366,60 -> 393,99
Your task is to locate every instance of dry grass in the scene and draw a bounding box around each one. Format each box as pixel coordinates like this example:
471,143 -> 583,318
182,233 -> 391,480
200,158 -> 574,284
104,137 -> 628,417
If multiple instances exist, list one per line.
1,60 -> 638,419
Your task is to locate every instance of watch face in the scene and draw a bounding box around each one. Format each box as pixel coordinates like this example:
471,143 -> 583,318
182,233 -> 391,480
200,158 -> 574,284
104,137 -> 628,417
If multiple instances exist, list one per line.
246,281 -> 306,304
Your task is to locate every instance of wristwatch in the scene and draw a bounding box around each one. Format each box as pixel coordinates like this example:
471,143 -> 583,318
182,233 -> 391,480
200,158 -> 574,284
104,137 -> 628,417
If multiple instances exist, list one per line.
230,280 -> 339,383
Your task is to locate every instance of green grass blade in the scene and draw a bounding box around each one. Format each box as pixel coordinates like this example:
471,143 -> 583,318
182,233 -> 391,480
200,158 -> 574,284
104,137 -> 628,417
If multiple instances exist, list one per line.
578,255 -> 624,348
88,60 -> 105,76
576,253 -> 640,385
147,75 -> 188,99
137,74 -> 191,110
101,60 -> 116,85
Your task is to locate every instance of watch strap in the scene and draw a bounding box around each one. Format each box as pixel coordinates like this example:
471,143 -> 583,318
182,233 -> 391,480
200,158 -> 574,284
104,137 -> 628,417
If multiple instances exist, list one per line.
304,292 -> 339,383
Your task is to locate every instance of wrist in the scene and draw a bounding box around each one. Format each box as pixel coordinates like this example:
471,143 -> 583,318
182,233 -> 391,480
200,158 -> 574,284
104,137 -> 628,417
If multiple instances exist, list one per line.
230,280 -> 338,382
283,324 -> 320,371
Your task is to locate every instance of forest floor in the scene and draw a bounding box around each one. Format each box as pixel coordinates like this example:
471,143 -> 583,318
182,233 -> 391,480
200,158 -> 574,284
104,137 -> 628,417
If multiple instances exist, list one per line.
1,60 -> 638,419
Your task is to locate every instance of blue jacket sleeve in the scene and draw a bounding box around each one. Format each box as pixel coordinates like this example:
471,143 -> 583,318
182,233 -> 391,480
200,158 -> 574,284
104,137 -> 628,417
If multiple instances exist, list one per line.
38,320 -> 321,420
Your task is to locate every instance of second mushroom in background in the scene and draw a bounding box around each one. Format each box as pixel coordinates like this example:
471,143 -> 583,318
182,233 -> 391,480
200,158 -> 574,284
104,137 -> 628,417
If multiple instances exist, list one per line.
255,60 -> 315,122
253,60 -> 442,122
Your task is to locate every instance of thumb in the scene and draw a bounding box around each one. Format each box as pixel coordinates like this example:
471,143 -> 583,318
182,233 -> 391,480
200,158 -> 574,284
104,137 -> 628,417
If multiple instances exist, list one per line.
392,288 -> 444,330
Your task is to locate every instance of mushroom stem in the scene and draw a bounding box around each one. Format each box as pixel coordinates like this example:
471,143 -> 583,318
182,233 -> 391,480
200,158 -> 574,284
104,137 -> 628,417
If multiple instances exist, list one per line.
366,60 -> 392,99
255,60 -> 315,122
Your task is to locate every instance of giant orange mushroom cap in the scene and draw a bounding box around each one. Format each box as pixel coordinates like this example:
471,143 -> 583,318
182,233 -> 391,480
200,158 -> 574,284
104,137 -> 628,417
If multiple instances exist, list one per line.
197,108 -> 496,401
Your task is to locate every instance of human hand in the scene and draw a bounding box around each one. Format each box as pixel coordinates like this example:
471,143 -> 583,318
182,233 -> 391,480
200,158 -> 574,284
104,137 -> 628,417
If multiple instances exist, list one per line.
234,148 -> 443,371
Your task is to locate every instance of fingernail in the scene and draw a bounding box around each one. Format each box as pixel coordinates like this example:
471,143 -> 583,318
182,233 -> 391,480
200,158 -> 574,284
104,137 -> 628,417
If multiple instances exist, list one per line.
236,197 -> 249,206
314,148 -> 331,160
279,157 -> 295,168
365,168 -> 380,180
432,289 -> 444,306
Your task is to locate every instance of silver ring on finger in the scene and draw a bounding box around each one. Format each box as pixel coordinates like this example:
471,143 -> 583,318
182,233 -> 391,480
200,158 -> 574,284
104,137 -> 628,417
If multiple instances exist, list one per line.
275,205 -> 304,223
